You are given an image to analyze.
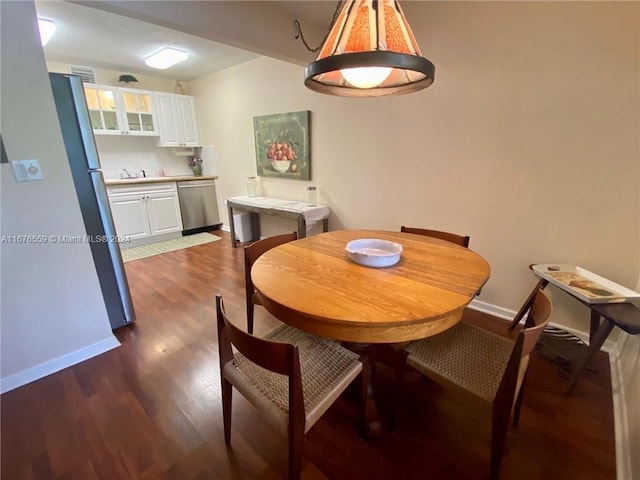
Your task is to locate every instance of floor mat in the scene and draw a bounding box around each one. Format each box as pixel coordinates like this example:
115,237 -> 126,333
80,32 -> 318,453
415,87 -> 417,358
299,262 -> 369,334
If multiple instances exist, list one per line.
121,232 -> 221,262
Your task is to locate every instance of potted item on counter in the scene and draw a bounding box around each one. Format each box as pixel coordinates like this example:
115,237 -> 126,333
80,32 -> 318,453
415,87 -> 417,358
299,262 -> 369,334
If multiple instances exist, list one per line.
188,156 -> 203,176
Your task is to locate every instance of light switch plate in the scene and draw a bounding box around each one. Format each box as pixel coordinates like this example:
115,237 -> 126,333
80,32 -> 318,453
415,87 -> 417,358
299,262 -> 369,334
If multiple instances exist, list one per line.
11,159 -> 43,182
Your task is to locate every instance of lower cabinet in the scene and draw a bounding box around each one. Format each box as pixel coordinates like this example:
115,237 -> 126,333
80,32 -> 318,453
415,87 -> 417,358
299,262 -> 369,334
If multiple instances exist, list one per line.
107,183 -> 183,240
109,194 -> 151,240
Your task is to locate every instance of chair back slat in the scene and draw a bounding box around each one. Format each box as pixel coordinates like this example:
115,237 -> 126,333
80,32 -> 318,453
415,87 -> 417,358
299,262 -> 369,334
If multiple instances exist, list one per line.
216,295 -> 295,376
520,289 -> 553,357
245,232 -> 298,267
508,278 -> 548,330
244,232 -> 298,333
401,226 -> 470,248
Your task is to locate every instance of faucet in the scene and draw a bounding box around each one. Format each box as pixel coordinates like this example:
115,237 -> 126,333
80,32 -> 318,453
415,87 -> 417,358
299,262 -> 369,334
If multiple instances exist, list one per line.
122,168 -> 135,179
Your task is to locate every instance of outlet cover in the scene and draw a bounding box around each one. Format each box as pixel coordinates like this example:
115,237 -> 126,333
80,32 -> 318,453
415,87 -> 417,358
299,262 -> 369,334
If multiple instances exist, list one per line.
11,159 -> 43,182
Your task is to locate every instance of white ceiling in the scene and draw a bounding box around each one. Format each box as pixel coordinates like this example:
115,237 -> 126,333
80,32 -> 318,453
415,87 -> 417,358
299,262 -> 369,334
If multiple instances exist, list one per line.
35,0 -> 263,81
35,1 -> 340,81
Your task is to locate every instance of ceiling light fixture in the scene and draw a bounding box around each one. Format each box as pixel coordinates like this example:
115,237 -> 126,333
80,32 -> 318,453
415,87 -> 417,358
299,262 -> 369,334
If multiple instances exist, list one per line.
295,0 -> 435,97
144,47 -> 189,70
37,18 -> 56,47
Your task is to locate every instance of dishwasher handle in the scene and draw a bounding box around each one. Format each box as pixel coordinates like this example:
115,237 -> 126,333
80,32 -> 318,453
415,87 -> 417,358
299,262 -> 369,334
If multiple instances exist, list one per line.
177,181 -> 216,189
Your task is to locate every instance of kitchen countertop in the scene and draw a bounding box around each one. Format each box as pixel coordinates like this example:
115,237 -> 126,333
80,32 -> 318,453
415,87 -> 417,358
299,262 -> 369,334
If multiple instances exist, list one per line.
105,175 -> 218,186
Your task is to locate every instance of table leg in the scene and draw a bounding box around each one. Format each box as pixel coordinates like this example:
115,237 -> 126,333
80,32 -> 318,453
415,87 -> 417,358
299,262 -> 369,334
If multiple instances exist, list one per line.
360,355 -> 381,439
297,216 -> 307,239
227,204 -> 237,248
566,318 -> 615,394
344,343 -> 381,439
589,310 -> 601,344
322,218 -> 329,233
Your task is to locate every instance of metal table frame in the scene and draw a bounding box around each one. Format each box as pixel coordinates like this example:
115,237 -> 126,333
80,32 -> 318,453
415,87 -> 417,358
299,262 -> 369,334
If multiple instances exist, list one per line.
226,197 -> 329,247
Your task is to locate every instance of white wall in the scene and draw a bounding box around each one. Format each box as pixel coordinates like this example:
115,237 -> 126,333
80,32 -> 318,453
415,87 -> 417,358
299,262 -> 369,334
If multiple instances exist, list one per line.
0,1 -> 118,391
190,1 -> 640,334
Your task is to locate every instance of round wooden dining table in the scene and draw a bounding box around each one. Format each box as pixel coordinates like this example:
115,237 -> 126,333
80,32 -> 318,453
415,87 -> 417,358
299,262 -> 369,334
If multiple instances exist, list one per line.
251,230 -> 491,344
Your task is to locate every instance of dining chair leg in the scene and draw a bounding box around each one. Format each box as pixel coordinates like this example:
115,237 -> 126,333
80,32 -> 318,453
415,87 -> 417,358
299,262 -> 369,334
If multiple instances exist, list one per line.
288,419 -> 304,480
222,377 -> 233,445
490,401 -> 511,480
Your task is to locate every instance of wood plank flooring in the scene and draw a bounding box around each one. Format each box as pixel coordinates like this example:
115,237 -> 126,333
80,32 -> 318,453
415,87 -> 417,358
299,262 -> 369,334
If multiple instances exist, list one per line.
1,230 -> 616,479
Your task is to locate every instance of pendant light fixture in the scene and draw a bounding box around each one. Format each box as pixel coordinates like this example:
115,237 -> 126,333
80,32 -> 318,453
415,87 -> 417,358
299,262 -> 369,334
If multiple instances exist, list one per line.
297,0 -> 435,97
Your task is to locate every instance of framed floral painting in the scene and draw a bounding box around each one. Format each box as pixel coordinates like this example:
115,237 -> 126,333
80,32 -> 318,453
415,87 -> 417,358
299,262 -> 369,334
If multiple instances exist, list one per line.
253,110 -> 310,180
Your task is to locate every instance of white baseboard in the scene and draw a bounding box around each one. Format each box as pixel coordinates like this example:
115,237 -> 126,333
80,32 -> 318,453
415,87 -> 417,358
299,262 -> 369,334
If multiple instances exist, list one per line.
468,298 -> 515,321
0,335 -> 121,394
221,224 -> 231,233
467,298 -> 617,352
610,335 -> 632,480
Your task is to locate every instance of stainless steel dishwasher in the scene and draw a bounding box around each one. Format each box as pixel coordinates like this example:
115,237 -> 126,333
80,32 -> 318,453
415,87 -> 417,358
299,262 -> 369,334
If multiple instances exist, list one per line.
177,180 -> 221,233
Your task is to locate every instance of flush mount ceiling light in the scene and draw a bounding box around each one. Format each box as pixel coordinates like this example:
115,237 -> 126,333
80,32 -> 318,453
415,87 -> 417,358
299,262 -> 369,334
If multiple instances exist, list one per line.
144,47 -> 189,69
37,18 -> 56,46
295,0 -> 435,97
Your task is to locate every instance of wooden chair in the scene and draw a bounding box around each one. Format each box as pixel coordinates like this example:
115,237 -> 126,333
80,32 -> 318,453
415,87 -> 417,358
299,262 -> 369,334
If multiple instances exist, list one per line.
400,225 -> 470,248
244,232 -> 297,334
398,287 -> 553,479
216,294 -> 369,480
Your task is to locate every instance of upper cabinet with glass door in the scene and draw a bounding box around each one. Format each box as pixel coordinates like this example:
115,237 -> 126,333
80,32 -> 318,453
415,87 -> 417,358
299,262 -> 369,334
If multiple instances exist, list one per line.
84,84 -> 121,135
83,83 -> 158,136
119,88 -> 158,135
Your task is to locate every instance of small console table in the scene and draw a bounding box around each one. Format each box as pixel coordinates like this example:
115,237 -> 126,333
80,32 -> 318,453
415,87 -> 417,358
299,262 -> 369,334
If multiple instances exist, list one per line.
527,264 -> 640,393
226,196 -> 330,248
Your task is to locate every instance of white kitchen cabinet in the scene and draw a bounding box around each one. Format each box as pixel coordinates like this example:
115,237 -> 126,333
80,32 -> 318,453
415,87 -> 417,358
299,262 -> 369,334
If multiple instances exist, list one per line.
154,92 -> 201,147
107,183 -> 183,241
146,190 -> 184,235
108,194 -> 151,240
84,83 -> 158,136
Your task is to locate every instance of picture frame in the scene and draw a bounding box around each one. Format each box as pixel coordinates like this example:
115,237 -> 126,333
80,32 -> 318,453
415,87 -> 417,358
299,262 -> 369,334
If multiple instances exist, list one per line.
253,110 -> 310,180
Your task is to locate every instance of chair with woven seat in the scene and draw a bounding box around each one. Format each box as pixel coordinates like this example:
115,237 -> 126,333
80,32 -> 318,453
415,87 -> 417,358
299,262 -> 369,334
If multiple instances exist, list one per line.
400,225 -> 470,248
398,287 -> 552,480
244,232 -> 298,334
215,294 -> 369,480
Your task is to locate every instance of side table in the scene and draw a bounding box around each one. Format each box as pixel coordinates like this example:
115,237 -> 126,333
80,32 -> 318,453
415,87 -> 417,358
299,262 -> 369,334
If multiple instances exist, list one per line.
226,196 -> 330,247
512,267 -> 640,393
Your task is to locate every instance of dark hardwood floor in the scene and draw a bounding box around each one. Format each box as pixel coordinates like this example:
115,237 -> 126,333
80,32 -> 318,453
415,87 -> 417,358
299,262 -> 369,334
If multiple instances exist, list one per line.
1,230 -> 616,479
